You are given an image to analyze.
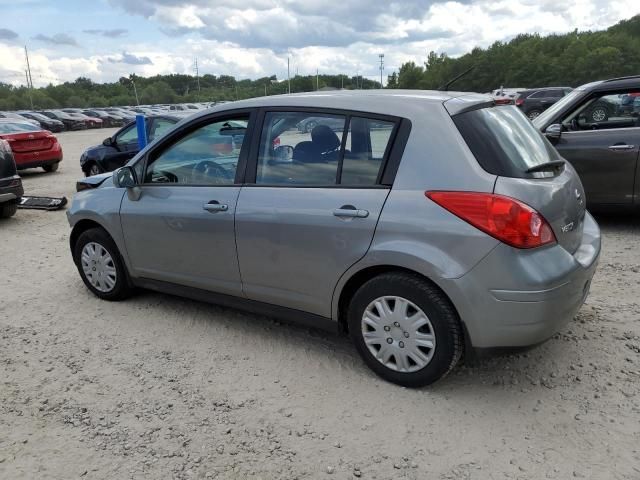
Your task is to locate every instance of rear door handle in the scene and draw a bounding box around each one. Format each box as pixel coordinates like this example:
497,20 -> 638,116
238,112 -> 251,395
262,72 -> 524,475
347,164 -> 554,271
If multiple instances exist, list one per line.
608,144 -> 636,151
203,201 -> 228,213
333,206 -> 369,218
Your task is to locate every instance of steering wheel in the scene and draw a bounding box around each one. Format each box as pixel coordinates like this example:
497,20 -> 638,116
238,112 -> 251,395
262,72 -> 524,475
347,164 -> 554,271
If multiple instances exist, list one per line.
191,160 -> 232,184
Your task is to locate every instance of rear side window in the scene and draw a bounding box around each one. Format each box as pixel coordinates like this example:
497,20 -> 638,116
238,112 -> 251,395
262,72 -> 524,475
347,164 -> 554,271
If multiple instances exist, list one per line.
453,105 -> 559,178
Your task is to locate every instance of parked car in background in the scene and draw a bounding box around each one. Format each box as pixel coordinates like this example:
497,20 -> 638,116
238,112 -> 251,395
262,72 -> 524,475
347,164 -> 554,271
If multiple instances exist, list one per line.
68,91 -> 600,387
0,138 -> 23,218
82,109 -> 125,128
104,108 -> 136,122
490,87 -> 526,105
533,75 -> 640,209
80,114 -> 183,176
515,87 -> 573,119
61,110 -> 103,129
296,116 -> 345,133
0,111 -> 41,128
18,111 -> 65,132
39,110 -> 86,130
0,120 -> 63,172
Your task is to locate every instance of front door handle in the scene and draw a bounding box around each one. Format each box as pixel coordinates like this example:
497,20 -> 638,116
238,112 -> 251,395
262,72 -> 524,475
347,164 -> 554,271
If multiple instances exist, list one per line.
333,205 -> 369,218
608,144 -> 636,151
203,201 -> 228,213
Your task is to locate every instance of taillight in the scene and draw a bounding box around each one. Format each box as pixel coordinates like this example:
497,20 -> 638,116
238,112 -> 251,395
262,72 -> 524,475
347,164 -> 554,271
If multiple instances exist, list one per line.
426,191 -> 556,249
515,97 -> 524,106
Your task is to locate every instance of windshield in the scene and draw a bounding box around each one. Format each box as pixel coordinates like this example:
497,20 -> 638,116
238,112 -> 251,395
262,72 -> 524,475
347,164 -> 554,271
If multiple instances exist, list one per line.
0,122 -> 41,134
454,105 -> 560,178
533,89 -> 583,128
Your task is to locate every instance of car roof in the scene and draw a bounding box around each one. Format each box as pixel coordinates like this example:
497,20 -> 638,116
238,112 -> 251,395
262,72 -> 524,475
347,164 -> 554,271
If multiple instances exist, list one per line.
577,75 -> 640,92
195,89 -> 491,118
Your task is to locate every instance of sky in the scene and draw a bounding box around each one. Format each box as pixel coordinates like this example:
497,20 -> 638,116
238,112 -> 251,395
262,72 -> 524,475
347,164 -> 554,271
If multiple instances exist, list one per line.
0,0 -> 639,87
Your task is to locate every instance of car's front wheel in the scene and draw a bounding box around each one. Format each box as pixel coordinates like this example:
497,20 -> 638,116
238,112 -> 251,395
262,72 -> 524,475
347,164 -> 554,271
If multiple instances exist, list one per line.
589,107 -> 608,122
527,109 -> 542,120
348,272 -> 463,387
86,162 -> 104,177
73,227 -> 133,301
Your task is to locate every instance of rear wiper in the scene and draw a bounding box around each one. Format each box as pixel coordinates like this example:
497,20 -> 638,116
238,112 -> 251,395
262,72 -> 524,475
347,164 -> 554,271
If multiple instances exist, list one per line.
525,160 -> 565,174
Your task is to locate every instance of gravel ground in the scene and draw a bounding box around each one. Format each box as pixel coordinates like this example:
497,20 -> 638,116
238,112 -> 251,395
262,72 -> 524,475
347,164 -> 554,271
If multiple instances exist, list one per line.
1,129 -> 639,480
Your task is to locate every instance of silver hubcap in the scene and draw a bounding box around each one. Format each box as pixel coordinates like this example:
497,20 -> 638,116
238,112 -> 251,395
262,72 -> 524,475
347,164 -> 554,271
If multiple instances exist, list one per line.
89,164 -> 101,176
361,296 -> 436,373
81,242 -> 117,293
528,111 -> 540,120
592,109 -> 606,122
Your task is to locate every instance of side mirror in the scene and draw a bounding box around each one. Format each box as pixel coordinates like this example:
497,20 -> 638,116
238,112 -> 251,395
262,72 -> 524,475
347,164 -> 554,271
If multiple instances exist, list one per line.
274,145 -> 294,161
113,166 -> 137,189
545,124 -> 562,141
103,137 -> 114,147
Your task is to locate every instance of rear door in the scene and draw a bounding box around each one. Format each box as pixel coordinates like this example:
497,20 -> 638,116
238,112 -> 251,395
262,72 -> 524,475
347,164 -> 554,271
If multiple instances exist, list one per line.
235,110 -> 400,317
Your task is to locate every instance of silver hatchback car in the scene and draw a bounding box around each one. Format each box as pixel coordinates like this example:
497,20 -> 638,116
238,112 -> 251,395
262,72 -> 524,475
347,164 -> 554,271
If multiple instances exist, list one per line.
68,91 -> 600,387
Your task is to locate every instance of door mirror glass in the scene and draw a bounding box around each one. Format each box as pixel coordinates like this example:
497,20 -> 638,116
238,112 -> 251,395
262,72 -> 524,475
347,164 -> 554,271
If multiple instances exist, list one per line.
102,137 -> 114,147
113,166 -> 137,188
545,124 -> 562,140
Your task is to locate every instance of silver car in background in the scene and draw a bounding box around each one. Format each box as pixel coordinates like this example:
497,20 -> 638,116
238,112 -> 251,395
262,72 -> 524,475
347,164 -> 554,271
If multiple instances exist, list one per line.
67,91 -> 600,387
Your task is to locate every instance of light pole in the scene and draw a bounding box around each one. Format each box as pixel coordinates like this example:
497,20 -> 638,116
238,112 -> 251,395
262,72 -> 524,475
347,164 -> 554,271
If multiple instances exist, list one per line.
379,53 -> 384,88
125,76 -> 139,105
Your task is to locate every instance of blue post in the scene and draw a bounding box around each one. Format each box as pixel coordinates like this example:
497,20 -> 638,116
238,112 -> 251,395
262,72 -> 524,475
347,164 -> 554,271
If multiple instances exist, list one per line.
136,114 -> 148,150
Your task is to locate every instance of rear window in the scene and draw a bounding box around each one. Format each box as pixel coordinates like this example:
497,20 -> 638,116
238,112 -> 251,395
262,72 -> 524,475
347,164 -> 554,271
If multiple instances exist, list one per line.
453,105 -> 559,178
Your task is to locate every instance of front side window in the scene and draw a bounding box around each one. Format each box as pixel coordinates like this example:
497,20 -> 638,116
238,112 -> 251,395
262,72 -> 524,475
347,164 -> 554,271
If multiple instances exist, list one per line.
116,125 -> 138,144
144,117 -> 248,185
561,90 -> 640,131
256,112 -> 345,185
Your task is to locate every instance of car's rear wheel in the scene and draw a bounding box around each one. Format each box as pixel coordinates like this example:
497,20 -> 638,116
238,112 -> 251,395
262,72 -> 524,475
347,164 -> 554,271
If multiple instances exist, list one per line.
527,109 -> 542,120
73,227 -> 133,301
347,272 -> 463,387
43,162 -> 59,173
0,201 -> 17,219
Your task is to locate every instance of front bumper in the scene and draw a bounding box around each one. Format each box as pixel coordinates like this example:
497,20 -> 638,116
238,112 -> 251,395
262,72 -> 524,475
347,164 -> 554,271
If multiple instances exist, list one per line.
442,212 -> 601,348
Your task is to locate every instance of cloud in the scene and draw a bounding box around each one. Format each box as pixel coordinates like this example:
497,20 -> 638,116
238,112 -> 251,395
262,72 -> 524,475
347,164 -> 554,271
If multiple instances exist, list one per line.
0,28 -> 18,41
108,51 -> 153,65
33,33 -> 78,46
83,29 -> 128,38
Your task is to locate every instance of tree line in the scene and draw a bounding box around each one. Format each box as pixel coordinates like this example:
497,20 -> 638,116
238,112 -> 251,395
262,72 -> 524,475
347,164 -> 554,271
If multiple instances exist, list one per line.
387,15 -> 640,92
1,15 -> 638,110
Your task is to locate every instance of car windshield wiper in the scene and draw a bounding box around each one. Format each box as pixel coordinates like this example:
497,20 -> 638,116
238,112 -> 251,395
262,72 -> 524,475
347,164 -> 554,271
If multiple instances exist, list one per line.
525,160 -> 565,174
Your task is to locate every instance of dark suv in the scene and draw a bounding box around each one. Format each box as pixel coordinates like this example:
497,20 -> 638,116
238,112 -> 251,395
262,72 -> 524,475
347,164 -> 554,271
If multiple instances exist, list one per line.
533,75 -> 640,209
0,139 -> 23,218
515,87 -> 573,120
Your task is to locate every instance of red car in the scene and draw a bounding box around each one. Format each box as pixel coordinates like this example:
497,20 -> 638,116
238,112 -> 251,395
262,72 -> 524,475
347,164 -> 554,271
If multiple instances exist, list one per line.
0,120 -> 63,172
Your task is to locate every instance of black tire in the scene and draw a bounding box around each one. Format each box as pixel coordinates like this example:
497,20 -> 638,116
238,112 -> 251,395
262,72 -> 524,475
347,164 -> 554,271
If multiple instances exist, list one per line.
86,162 -> 104,177
347,272 -> 463,387
0,202 -> 17,219
526,109 -> 542,120
73,227 -> 133,301
589,107 -> 608,122
43,162 -> 59,173
304,120 -> 317,134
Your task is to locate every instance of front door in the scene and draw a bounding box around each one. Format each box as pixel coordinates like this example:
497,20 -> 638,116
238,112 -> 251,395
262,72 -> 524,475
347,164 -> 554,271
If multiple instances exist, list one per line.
120,114 -> 252,295
235,111 -> 399,317
106,124 -> 140,172
554,90 -> 640,206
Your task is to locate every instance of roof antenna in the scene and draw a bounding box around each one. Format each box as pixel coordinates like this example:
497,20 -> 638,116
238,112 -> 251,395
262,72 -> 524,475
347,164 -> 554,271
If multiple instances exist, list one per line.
438,65 -> 476,91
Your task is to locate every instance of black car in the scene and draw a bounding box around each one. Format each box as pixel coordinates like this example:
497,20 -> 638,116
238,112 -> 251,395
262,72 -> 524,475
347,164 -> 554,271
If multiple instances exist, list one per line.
0,139 -> 23,218
80,114 -> 183,176
515,87 -> 573,120
83,109 -> 125,128
533,75 -> 640,209
39,110 -> 86,130
18,111 -> 65,132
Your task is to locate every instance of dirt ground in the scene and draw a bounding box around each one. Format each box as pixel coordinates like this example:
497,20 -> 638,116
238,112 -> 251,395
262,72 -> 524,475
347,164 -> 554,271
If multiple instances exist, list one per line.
1,128 -> 639,480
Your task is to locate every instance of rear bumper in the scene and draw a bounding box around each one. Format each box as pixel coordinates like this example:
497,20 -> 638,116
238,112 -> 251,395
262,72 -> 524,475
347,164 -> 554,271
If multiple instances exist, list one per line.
0,176 -> 24,203
442,212 -> 600,348
14,146 -> 63,170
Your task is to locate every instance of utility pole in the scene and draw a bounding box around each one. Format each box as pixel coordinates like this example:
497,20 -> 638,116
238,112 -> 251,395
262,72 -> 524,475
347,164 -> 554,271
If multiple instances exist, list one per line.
287,57 -> 291,94
316,69 -> 319,91
193,57 -> 201,99
128,76 -> 139,105
24,46 -> 34,109
379,53 -> 385,88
